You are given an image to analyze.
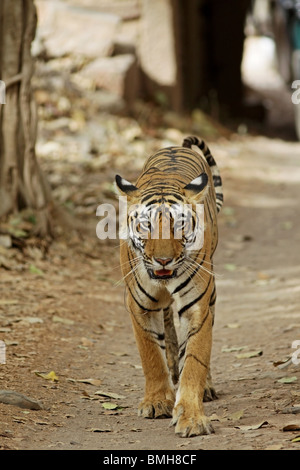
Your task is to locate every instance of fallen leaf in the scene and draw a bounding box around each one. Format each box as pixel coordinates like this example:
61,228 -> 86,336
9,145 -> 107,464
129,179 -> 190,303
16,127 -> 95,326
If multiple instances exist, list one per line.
87,427 -> 112,433
282,424 -> 300,432
209,413 -> 221,421
52,315 -> 74,325
228,409 -> 244,421
236,421 -> 268,431
13,416 -> 27,424
95,390 -> 125,400
291,435 -> 300,442
222,346 -> 247,353
282,221 -> 293,230
278,376 -> 297,384
29,264 -> 44,276
80,395 -> 98,401
33,420 -> 49,426
236,350 -> 263,359
35,371 -> 59,382
223,207 -> 235,216
111,351 -> 129,357
225,323 -> 240,329
102,402 -> 118,410
21,316 -> 44,324
224,263 -> 237,271
274,357 -> 293,369
76,378 -> 102,387
209,413 -> 227,423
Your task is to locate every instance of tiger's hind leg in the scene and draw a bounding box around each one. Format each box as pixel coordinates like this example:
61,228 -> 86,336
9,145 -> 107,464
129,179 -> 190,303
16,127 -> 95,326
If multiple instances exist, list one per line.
163,304 -> 179,385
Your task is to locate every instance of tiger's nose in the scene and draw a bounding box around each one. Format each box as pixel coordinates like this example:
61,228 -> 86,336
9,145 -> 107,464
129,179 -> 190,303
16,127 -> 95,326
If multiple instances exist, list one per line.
154,257 -> 173,266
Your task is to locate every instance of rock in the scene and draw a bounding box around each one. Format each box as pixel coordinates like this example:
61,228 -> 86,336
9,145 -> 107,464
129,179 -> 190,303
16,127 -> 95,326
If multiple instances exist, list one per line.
113,18 -> 140,55
0,390 -> 43,410
35,1 -> 121,58
0,235 -> 12,249
80,54 -> 139,108
87,90 -> 125,114
138,0 -> 176,86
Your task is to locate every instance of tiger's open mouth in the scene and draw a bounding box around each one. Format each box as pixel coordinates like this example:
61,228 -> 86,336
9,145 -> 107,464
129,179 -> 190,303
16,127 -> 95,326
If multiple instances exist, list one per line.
150,269 -> 175,279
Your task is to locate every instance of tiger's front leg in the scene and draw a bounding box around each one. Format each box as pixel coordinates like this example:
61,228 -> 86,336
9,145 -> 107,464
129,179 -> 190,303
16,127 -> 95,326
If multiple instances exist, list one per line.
172,300 -> 214,437
127,296 -> 175,419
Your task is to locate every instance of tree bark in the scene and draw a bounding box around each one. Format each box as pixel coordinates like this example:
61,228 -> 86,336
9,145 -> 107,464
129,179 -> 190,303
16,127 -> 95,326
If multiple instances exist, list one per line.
140,0 -> 251,115
0,0 -> 53,236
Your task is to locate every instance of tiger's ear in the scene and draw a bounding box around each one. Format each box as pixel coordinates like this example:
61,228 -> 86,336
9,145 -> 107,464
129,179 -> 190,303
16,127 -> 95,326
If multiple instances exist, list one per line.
183,173 -> 208,201
115,175 -> 139,197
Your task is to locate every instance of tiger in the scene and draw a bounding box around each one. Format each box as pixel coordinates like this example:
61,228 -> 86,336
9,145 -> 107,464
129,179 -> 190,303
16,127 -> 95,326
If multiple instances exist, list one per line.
115,135 -> 223,437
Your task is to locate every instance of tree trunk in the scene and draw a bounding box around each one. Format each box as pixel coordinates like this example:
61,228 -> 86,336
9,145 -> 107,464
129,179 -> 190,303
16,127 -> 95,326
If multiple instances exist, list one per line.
172,0 -> 251,115
0,0 -> 53,236
140,0 -> 251,115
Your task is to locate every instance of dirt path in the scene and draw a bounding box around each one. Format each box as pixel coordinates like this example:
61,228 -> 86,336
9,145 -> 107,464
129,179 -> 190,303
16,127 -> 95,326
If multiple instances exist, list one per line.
1,135 -> 300,451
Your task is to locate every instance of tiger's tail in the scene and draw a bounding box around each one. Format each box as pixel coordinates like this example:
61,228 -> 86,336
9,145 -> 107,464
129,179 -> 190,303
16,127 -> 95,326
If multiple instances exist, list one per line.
182,136 -> 224,213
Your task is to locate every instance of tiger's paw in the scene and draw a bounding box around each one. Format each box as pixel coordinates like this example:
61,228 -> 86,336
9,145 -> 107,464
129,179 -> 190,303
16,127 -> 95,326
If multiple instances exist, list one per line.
203,383 -> 218,402
138,395 -> 174,419
172,403 -> 214,437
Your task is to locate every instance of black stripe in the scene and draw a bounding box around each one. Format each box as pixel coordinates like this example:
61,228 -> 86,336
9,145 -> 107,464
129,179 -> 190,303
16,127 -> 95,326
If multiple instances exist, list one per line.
209,286 -> 216,306
184,354 -> 207,368
131,314 -> 165,344
136,277 -> 158,303
141,193 -> 157,203
128,243 -> 158,303
127,286 -> 160,312
213,175 -> 222,186
178,276 -> 212,317
179,307 -> 211,351
145,199 -> 159,206
178,306 -> 211,368
206,155 -> 215,167
206,197 -> 213,224
179,347 -> 185,362
172,256 -> 205,294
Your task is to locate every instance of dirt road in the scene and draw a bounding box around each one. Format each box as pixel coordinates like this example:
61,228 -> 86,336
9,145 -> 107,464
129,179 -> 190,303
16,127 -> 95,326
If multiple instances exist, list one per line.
1,134 -> 300,451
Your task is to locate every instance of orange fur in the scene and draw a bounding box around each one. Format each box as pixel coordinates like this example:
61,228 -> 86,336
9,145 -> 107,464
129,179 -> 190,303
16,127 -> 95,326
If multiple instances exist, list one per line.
116,136 -> 223,437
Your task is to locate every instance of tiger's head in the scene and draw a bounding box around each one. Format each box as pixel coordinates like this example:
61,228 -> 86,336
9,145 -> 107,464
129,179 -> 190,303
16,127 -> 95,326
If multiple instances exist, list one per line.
115,173 -> 208,281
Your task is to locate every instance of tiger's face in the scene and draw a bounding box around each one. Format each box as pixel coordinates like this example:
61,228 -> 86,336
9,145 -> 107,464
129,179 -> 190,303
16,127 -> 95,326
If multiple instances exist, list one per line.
115,173 -> 208,281
127,201 -> 199,280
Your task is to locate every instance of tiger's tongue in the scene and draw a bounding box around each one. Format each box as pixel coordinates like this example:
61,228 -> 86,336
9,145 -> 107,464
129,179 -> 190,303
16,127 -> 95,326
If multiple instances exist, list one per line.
154,269 -> 173,277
